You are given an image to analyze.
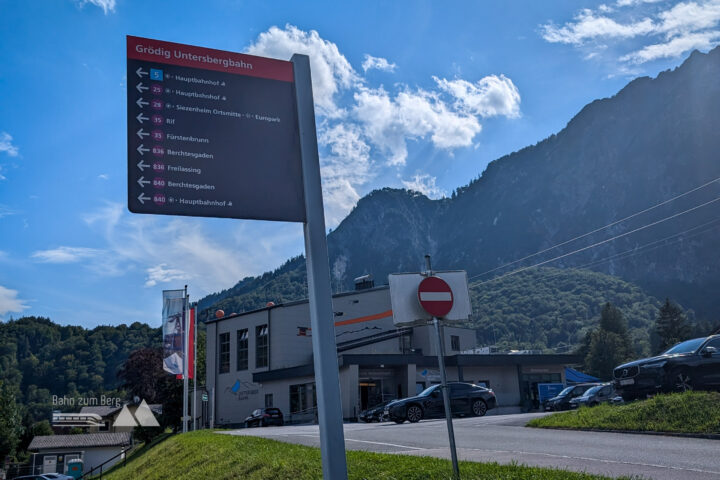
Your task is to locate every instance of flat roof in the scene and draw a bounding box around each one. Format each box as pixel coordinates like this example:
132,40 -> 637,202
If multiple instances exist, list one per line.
205,285 -> 390,324
254,353 -> 583,382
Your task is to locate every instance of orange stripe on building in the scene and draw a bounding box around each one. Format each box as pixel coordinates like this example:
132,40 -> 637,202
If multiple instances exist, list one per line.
334,309 -> 393,327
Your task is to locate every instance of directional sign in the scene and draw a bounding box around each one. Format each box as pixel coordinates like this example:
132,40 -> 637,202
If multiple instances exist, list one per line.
127,36 -> 305,222
418,276 -> 454,318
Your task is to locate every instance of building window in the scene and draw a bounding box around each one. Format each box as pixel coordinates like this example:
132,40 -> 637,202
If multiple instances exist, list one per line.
289,383 -> 316,414
265,393 -> 273,408
256,324 -> 268,368
219,332 -> 230,374
451,335 -> 460,351
237,329 -> 248,371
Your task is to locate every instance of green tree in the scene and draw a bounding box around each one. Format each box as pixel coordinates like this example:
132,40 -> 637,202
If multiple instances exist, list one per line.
584,303 -> 633,379
118,348 -> 182,431
655,298 -> 691,353
0,380 -> 24,464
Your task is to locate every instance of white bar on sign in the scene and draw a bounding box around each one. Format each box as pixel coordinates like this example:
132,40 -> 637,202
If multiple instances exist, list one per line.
420,292 -> 452,301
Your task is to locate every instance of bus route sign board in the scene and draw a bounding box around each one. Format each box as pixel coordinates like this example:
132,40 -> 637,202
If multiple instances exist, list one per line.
126,36 -> 306,222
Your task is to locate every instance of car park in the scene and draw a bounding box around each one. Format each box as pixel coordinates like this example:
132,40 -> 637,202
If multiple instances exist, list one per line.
243,407 -> 284,427
613,335 -> 720,401
543,383 -> 600,411
569,383 -> 616,408
359,400 -> 394,422
384,382 -> 496,423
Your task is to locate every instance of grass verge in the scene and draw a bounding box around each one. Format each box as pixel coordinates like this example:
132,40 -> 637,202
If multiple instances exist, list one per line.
527,391 -> 720,434
102,430 -> 635,480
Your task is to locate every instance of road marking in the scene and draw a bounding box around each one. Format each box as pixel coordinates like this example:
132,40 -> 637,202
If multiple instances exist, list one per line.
266,432 -> 424,451
453,447 -> 720,476
344,438 -> 424,450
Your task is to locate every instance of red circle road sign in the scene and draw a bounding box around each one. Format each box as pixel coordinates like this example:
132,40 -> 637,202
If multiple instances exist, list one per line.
417,276 -> 454,318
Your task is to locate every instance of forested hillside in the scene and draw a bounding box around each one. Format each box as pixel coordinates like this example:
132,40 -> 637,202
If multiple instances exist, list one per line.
0,317 -> 160,421
468,268 -> 663,355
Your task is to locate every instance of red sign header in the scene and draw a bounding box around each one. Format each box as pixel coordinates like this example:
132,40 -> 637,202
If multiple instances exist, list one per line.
127,35 -> 294,82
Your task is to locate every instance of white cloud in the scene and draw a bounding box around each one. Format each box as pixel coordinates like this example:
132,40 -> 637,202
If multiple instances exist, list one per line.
621,30 -> 720,62
244,25 -> 521,222
541,10 -> 655,45
32,246 -> 104,263
401,173 -> 446,199
656,1 -> 720,37
0,204 -> 17,218
435,75 -> 521,118
246,24 -> 359,117
362,54 -> 397,72
541,0 -> 720,66
80,202 -> 302,294
353,86 -> 482,166
98,174 -> 109,180
318,123 -> 374,225
0,285 -> 28,316
616,0 -> 663,6
144,264 -> 190,287
0,132 -> 19,157
78,0 -> 116,14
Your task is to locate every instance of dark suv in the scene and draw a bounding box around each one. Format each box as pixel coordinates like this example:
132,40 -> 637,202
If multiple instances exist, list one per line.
385,382 -> 497,423
614,335 -> 720,401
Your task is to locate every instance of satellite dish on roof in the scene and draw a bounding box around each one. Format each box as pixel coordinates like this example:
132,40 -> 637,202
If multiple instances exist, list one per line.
215,309 -> 225,319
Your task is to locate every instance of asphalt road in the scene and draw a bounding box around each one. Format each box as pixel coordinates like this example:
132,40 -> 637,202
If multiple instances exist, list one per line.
223,413 -> 720,479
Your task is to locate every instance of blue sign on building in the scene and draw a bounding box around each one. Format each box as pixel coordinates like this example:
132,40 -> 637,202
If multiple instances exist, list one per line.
537,383 -> 565,403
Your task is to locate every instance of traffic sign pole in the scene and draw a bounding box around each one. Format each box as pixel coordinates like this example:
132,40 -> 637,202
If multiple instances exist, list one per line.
424,256 -> 460,480
292,53 -> 348,480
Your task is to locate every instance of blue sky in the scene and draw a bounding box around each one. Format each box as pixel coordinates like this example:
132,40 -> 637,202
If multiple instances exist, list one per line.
1,0 -> 719,327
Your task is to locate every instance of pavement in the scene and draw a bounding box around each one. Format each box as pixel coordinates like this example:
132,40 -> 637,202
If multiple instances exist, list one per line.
222,412 -> 720,479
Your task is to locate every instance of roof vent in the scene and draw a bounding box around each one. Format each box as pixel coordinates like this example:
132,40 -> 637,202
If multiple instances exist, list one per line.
354,274 -> 374,291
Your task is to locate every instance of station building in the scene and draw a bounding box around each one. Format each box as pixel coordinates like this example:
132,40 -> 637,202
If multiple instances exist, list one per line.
205,283 -> 581,426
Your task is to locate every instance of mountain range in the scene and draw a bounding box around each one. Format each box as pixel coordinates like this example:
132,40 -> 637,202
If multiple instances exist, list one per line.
200,47 -> 720,341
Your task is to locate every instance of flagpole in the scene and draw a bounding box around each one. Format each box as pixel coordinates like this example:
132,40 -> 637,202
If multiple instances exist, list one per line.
193,304 -> 197,430
183,285 -> 189,433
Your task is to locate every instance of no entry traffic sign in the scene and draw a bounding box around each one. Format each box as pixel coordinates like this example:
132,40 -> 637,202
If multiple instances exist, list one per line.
417,276 -> 454,318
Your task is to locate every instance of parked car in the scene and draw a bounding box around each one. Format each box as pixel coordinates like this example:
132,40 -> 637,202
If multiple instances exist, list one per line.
613,335 -> 720,401
244,407 -> 284,427
359,400 -> 394,422
569,383 -> 616,408
384,382 -> 496,423
543,383 -> 600,411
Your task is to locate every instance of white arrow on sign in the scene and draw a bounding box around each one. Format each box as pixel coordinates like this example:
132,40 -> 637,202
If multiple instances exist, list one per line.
136,82 -> 149,93
136,97 -> 149,108
137,176 -> 150,188
137,160 -> 149,171
136,128 -> 149,139
137,193 -> 150,204
137,144 -> 149,155
136,67 -> 148,78
136,113 -> 148,124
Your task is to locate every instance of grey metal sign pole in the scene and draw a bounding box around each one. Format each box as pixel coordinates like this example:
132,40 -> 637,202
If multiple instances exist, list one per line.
425,256 -> 460,479
292,53 -> 349,480
433,317 -> 460,479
